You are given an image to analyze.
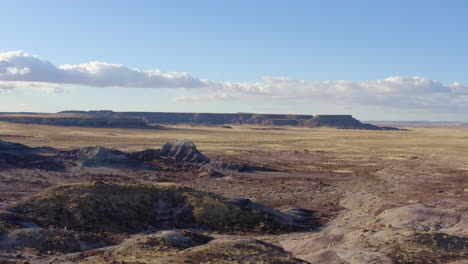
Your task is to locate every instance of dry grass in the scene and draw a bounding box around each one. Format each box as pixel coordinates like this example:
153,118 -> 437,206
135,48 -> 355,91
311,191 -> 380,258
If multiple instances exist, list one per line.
0,121 -> 466,264
1,121 -> 466,165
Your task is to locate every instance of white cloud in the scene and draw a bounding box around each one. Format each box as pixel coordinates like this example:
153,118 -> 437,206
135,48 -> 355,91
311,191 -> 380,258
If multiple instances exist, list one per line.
0,50 -> 206,89
175,76 -> 468,113
1,50 -> 467,113
0,81 -> 73,93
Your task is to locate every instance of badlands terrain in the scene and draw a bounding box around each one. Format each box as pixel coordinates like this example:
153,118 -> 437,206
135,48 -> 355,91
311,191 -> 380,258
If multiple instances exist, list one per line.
0,120 -> 466,263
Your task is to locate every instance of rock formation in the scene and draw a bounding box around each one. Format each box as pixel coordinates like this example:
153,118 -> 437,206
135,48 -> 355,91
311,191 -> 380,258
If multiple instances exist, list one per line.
0,111 -> 403,130
0,138 -> 267,174
262,119 -> 300,126
0,140 -> 64,170
159,139 -> 210,163
135,139 -> 252,172
302,115 -> 400,130
60,146 -> 152,169
0,115 -> 155,129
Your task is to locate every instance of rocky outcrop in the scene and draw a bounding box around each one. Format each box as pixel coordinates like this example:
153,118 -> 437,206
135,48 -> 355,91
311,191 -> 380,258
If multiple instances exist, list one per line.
0,139 -> 266,172
49,230 -> 307,264
0,140 -> 64,170
134,139 -> 260,172
99,112 -> 314,125
1,111 -> 403,130
0,227 -> 110,253
163,238 -> 309,264
58,111 -> 315,125
262,119 -> 300,126
159,139 -> 210,163
60,146 -> 153,169
377,204 -> 468,234
0,115 -> 154,129
302,115 -> 401,130
134,139 -> 210,165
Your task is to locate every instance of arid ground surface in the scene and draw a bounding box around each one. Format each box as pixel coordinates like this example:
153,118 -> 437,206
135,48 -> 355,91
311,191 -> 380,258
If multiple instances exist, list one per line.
0,121 -> 466,263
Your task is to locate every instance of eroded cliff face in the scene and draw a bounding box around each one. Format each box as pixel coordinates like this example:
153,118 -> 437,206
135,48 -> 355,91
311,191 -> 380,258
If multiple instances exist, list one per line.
112,112 -> 315,125
0,111 -> 401,130
301,115 -> 401,130
0,115 -> 152,129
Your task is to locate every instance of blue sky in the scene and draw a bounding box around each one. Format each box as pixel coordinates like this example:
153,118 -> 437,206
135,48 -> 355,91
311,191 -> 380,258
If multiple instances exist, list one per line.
1,0 -> 468,120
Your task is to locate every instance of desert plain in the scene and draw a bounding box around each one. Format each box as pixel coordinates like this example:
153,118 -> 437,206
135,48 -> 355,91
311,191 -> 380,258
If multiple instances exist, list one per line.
0,121 -> 466,263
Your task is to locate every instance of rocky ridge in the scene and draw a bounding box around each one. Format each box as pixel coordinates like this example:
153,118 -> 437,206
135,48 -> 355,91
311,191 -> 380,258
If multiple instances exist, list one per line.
0,111 -> 402,130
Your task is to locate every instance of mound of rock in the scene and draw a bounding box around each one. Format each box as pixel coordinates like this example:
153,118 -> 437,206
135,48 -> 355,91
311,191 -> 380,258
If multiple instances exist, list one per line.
0,138 -> 263,172
377,204 -> 468,234
134,139 -> 209,165
0,140 -> 64,170
56,231 -> 307,264
158,139 -> 210,163
135,139 -> 263,172
163,238 -> 309,264
0,210 -> 38,233
61,146 -> 151,169
0,227 -> 110,253
108,230 -> 214,261
206,160 -> 243,171
8,182 -> 315,233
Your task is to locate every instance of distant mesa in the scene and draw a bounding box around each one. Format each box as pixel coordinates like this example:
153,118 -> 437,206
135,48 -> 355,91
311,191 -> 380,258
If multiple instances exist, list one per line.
58,110 -> 115,115
262,119 -> 300,126
302,115 -> 401,130
0,111 -> 402,130
0,114 -> 154,129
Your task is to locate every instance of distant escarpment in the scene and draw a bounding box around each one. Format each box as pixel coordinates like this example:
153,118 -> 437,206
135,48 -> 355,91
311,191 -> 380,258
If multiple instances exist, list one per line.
60,111 -> 401,130
301,115 -> 401,130
60,111 -> 315,126
262,119 -> 300,126
0,111 -> 402,130
0,115 -> 154,129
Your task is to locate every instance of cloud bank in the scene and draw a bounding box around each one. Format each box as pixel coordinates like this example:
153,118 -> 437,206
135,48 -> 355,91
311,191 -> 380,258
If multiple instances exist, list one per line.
175,76 -> 468,112
0,51 -> 206,89
1,50 -> 467,113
